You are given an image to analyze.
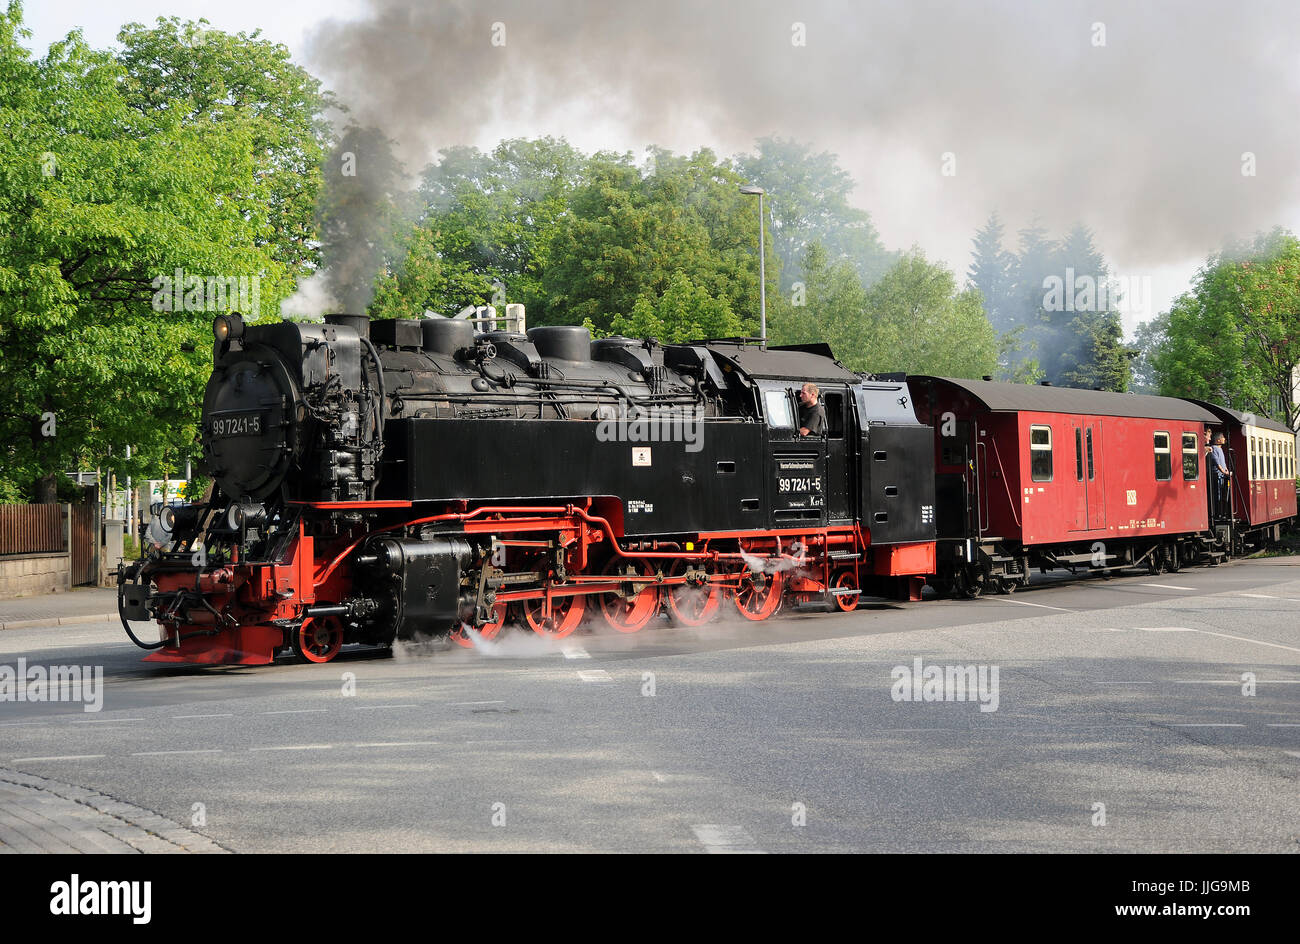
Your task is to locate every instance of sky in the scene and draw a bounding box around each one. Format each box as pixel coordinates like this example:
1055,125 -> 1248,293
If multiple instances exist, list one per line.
21,1 -> 1300,339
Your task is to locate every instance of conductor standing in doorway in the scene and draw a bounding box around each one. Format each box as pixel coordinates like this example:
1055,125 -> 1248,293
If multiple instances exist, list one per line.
1207,432 -> 1231,521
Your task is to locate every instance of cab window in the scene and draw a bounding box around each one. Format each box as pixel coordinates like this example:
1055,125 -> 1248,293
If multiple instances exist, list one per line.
763,389 -> 794,429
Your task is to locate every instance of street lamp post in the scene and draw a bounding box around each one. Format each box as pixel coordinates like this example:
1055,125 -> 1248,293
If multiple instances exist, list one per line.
739,184 -> 766,347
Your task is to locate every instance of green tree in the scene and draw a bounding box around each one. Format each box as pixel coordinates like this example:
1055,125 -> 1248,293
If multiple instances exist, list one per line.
0,4 -> 295,501
1153,229 -> 1300,427
770,247 -> 998,378
610,271 -> 747,342
542,148 -> 768,333
856,250 -> 998,378
968,212 -> 1015,332
371,137 -> 589,321
1130,312 -> 1168,394
768,242 -> 870,361
736,136 -> 895,289
115,16 -> 333,279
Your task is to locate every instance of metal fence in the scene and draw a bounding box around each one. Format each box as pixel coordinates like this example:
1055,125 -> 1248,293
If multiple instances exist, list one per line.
0,503 -> 65,556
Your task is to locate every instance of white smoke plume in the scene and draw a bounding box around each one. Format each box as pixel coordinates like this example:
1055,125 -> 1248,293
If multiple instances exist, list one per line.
305,0 -> 1300,272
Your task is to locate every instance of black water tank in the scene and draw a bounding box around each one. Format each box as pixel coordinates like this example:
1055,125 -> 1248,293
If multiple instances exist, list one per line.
528,325 -> 591,363
324,313 -> 369,339
422,318 -> 474,356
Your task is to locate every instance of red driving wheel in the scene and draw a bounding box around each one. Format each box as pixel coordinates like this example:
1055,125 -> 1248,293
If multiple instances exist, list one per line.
523,592 -> 586,639
733,568 -> 785,621
598,558 -> 661,633
449,601 -> 510,648
666,562 -> 722,627
294,614 -> 344,663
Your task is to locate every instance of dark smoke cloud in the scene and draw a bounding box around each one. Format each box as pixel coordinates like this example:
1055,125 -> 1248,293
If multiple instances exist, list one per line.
305,0 -> 1300,270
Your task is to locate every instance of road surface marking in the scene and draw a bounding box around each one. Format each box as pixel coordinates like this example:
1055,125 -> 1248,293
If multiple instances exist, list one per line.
1238,593 -> 1278,599
1174,679 -> 1300,684
1169,723 -> 1246,728
1134,625 -> 1300,654
173,713 -> 234,719
1266,723 -> 1300,727
12,754 -> 105,762
1195,631 -> 1300,655
1139,584 -> 1195,591
72,718 -> 144,724
692,825 -> 765,854
352,703 -> 420,710
131,749 -> 223,756
578,670 -> 612,682
463,738 -> 541,744
651,771 -> 667,782
450,700 -> 505,706
262,709 -> 329,715
1003,599 -> 1072,611
354,741 -> 442,748
562,646 -> 591,660
249,744 -> 334,751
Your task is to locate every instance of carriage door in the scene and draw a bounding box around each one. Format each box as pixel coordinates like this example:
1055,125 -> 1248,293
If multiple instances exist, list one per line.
1067,419 -> 1088,530
823,389 -> 852,523
1067,418 -> 1104,531
1083,420 -> 1104,529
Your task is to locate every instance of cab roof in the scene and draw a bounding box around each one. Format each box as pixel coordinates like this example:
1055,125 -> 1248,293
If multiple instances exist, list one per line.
703,341 -> 860,383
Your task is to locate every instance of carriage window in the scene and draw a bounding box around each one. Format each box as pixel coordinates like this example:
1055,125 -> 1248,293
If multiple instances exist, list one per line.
1086,428 -> 1095,480
1154,431 -> 1171,481
1271,439 -> 1277,479
1030,425 -> 1052,482
1074,429 -> 1084,481
1181,433 -> 1199,480
763,390 -> 794,429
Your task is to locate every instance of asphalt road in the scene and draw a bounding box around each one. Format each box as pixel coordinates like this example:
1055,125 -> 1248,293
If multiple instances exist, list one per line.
2,556 -> 1298,853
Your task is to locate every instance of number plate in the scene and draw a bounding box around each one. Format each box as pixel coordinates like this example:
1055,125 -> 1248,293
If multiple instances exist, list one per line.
209,410 -> 266,439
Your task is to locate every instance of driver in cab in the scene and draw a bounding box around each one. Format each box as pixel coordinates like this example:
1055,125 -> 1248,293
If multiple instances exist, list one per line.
798,382 -> 826,437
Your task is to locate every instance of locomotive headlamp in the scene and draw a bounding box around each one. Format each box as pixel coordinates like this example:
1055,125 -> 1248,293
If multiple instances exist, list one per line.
159,506 -> 176,533
213,313 -> 245,342
226,502 -> 266,531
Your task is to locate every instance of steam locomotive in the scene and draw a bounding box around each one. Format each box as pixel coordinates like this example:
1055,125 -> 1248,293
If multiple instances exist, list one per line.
118,310 -> 938,663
